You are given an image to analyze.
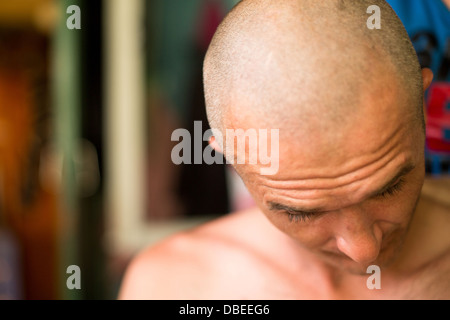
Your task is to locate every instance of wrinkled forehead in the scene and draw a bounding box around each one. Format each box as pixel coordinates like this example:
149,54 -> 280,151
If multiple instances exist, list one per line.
280,119 -> 417,178
230,82 -> 422,181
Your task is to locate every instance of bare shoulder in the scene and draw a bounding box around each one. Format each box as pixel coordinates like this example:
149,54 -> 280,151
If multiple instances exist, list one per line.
118,207 -> 276,299
118,231 -> 212,300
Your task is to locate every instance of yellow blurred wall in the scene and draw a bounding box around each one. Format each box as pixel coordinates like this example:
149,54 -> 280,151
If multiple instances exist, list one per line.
0,0 -> 56,31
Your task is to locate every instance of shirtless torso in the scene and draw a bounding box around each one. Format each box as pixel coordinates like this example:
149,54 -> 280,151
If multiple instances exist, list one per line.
118,0 -> 450,301
119,185 -> 450,300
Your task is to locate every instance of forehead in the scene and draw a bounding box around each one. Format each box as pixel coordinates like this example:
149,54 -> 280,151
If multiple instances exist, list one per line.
231,67 -> 420,175
275,104 -> 416,178
234,89 -> 423,210
244,112 -> 422,211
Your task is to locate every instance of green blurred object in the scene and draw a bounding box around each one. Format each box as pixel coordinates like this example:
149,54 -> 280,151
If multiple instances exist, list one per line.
147,0 -> 239,119
52,0 -> 82,300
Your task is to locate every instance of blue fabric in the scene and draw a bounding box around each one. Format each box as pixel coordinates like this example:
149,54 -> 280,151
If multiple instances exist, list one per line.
386,0 -> 450,81
387,0 -> 450,175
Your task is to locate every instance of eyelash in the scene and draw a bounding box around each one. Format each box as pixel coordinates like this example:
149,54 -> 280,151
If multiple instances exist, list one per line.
286,211 -> 315,223
377,178 -> 405,198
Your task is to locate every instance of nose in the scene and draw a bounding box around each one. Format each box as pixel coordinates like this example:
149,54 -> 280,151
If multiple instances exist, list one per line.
334,207 -> 383,265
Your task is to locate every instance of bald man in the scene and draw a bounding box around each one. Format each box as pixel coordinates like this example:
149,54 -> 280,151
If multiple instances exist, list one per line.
120,0 -> 450,299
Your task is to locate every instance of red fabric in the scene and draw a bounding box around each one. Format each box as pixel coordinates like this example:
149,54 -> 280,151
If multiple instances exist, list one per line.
196,0 -> 225,50
426,83 -> 450,152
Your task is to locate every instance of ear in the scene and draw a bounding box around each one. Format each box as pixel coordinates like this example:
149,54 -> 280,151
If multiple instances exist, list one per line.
421,68 -> 433,124
422,68 -> 433,92
208,135 -> 223,153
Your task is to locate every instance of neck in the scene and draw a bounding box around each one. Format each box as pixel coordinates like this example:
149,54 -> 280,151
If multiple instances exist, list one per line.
390,194 -> 449,273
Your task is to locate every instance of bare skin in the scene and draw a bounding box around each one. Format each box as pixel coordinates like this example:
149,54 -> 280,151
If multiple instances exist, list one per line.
120,1 -> 450,299
119,69 -> 450,299
119,192 -> 450,299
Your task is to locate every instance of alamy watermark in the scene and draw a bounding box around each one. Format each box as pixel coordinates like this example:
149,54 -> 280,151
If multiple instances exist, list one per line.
366,265 -> 381,289
66,5 -> 81,30
367,5 -> 381,30
66,265 -> 81,290
171,121 -> 279,176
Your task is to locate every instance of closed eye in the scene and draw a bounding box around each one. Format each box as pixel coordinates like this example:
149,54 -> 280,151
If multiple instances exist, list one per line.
375,178 -> 405,199
285,211 -> 319,223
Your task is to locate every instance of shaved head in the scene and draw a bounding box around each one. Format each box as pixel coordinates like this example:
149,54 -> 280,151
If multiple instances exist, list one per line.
203,0 -> 424,144
201,0 -> 435,275
202,0 -> 433,274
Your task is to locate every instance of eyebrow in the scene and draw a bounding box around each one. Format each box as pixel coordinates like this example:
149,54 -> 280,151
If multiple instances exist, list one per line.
268,162 -> 416,215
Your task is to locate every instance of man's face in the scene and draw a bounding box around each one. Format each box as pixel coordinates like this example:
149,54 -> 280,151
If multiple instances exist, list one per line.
234,77 -> 425,275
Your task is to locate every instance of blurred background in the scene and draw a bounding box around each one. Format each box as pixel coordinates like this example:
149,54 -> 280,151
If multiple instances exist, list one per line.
0,0 -> 448,300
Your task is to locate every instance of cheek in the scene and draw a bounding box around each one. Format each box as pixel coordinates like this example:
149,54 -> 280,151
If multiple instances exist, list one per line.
366,200 -> 410,224
367,181 -> 423,225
